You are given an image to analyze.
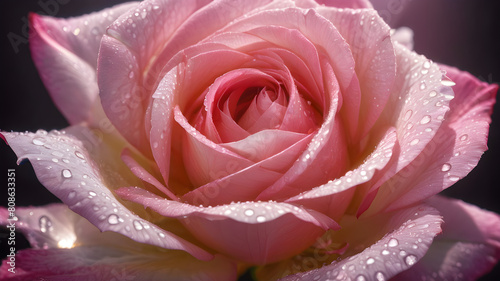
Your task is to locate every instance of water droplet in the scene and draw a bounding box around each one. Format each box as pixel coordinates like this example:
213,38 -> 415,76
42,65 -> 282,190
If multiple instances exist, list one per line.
32,138 -> 45,146
356,275 -> 367,281
52,158 -> 59,163
68,191 -> 76,199
62,169 -> 72,178
244,209 -> 254,216
405,254 -> 418,266
375,271 -> 386,281
72,28 -> 81,36
410,139 -> 420,146
403,110 -> 413,121
388,238 -> 399,247
419,82 -> 426,90
39,216 -> 52,233
420,115 -> 431,125
108,214 -> 120,225
459,134 -> 468,141
366,257 -> 375,265
381,249 -> 390,255
441,163 -> 451,172
429,91 -> 437,98
448,175 -> 460,182
133,220 -> 143,230
89,191 -> 97,197
75,151 -> 85,159
256,216 -> 266,223
153,142 -> 159,149
441,80 -> 456,87
129,71 -> 134,79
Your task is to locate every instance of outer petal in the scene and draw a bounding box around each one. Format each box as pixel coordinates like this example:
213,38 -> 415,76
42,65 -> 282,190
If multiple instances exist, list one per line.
392,196 -> 500,281
0,205 -> 236,281
29,2 -> 137,124
0,128 -> 212,260
278,204 -> 442,281
117,187 -> 339,265
317,7 -> 396,142
356,43 -> 455,216
362,64 -> 497,216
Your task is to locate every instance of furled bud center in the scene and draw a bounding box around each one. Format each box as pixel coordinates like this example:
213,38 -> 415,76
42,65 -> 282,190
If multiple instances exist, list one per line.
188,68 -> 322,144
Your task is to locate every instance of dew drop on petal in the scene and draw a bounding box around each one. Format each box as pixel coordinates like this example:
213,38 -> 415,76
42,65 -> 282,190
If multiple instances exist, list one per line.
108,214 -> 120,225
405,254 -> 418,266
62,169 -> 72,178
410,139 -> 419,146
32,138 -> 45,146
420,115 -> 431,125
388,238 -> 399,247
366,257 -> 375,265
441,163 -> 451,172
375,272 -> 386,281
381,249 -> 390,255
244,209 -> 254,216
356,275 -> 367,281
75,151 -> 85,159
403,110 -> 413,121
256,215 -> 266,223
460,134 -> 469,141
449,175 -> 460,182
68,190 -> 76,199
133,220 -> 143,230
39,216 -> 52,233
441,80 -> 456,87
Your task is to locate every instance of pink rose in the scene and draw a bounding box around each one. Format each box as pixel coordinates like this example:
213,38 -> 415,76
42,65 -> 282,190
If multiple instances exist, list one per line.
1,0 -> 499,280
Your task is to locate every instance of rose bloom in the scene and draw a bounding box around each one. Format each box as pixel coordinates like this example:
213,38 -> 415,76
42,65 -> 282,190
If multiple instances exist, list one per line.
1,0 -> 500,280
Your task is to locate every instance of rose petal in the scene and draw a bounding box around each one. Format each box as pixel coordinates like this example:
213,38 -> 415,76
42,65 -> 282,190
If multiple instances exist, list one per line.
0,128 -> 212,260
177,106 -> 314,206
357,43 -> 455,216
293,0 -> 373,9
392,196 -> 500,281
257,66 -> 348,200
224,8 -> 359,113
392,26 -> 414,50
182,132 -> 313,206
117,187 -> 339,264
0,205 -> 236,281
286,127 -> 397,220
29,2 -> 137,124
317,8 -> 396,142
279,204 -> 442,281
98,0 -> 281,152
362,63 -> 497,216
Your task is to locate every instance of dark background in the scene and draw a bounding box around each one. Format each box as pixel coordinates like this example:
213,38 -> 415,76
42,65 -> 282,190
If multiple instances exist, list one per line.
0,0 -> 499,280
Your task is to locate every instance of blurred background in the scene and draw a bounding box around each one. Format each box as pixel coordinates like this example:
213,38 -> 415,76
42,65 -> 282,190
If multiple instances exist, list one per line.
0,0 -> 499,280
